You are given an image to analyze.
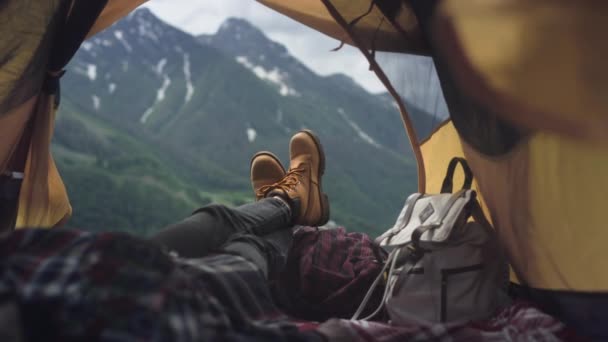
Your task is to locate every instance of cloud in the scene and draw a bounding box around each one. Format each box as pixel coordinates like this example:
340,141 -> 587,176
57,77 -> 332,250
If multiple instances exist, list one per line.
142,0 -> 386,93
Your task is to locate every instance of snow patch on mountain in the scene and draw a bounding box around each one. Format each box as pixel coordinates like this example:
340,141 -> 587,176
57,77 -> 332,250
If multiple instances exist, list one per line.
135,14 -> 161,43
140,74 -> 172,124
72,64 -> 96,81
183,53 -> 195,104
92,95 -> 100,111
235,56 -> 299,97
276,109 -> 290,133
108,83 -> 116,94
276,109 -> 283,125
246,128 -> 257,143
140,107 -> 154,124
337,108 -> 382,149
157,75 -> 171,102
87,64 -> 97,81
156,58 -> 167,75
142,75 -> 171,123
114,30 -> 133,52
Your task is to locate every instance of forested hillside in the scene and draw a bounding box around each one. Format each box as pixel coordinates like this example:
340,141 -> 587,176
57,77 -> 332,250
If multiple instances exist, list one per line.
54,9 -> 429,235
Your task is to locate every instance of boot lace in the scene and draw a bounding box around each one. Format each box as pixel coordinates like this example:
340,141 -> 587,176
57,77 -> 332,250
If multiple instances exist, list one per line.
257,166 -> 305,198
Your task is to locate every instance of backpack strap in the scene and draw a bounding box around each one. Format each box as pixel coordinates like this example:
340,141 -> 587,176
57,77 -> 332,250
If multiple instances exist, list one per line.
470,197 -> 493,232
351,244 -> 424,321
43,0 -> 109,107
351,247 -> 400,321
441,157 -> 473,193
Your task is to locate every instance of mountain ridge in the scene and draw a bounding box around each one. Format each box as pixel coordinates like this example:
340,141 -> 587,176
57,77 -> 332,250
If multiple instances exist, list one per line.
54,9 -> 427,234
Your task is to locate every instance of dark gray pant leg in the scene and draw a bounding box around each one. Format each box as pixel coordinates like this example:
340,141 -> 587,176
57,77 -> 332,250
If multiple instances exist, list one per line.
222,227 -> 293,279
150,198 -> 291,258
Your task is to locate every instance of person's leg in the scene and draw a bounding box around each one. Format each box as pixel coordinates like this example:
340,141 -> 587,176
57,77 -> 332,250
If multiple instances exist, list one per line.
222,130 -> 331,279
153,130 -> 330,276
221,226 -> 294,279
150,197 -> 292,258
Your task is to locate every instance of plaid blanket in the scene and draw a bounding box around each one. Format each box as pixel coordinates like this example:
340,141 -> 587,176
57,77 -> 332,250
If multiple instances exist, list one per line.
315,301 -> 581,342
0,228 -> 321,341
276,227 -> 388,320
0,228 -> 580,341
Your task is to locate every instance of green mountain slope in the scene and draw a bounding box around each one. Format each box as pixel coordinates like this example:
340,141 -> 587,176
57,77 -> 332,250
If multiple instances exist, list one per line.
54,9 -> 431,235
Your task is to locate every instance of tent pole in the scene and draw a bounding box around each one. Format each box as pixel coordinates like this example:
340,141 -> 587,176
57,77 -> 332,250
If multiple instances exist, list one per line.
321,0 -> 426,193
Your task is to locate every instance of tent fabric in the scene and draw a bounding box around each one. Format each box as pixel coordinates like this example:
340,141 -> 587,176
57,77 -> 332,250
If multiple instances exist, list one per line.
256,1 -> 352,50
267,0 -> 608,294
433,1 -> 608,143
427,1 -> 608,291
463,133 -> 608,291
257,0 -> 429,55
88,0 -> 148,38
373,52 -> 450,143
314,0 -> 431,192
15,94 -> 72,229
0,0 -> 61,116
0,0 -> 68,230
0,0 -> 148,230
419,121 -> 469,194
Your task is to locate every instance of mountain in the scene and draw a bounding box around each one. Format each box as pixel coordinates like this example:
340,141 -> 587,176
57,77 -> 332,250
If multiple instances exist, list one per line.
54,9 -> 431,235
198,17 -> 430,152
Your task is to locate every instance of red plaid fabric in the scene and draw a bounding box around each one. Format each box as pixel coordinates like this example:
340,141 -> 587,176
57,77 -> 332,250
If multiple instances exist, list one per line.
0,228 -> 322,341
316,301 -> 583,342
276,227 -> 388,320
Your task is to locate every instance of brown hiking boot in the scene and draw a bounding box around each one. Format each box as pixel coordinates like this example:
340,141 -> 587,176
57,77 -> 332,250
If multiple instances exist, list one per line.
250,151 -> 286,200
265,130 -> 330,226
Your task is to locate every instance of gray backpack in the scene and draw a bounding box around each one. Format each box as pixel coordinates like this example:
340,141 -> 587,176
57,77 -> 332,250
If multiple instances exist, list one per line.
352,158 -> 508,325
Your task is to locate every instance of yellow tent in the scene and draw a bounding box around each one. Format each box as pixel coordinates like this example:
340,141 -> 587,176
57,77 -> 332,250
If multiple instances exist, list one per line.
1,0 -> 607,336
0,0 -> 145,231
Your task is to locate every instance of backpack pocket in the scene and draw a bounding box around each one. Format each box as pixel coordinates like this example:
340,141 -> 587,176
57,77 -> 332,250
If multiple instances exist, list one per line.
441,263 -> 485,322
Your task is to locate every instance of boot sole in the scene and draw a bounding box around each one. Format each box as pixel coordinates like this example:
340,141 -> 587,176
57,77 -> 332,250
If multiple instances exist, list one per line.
299,129 -> 330,226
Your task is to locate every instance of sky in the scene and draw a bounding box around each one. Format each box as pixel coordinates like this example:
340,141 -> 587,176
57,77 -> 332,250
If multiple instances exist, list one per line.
142,0 -> 387,93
